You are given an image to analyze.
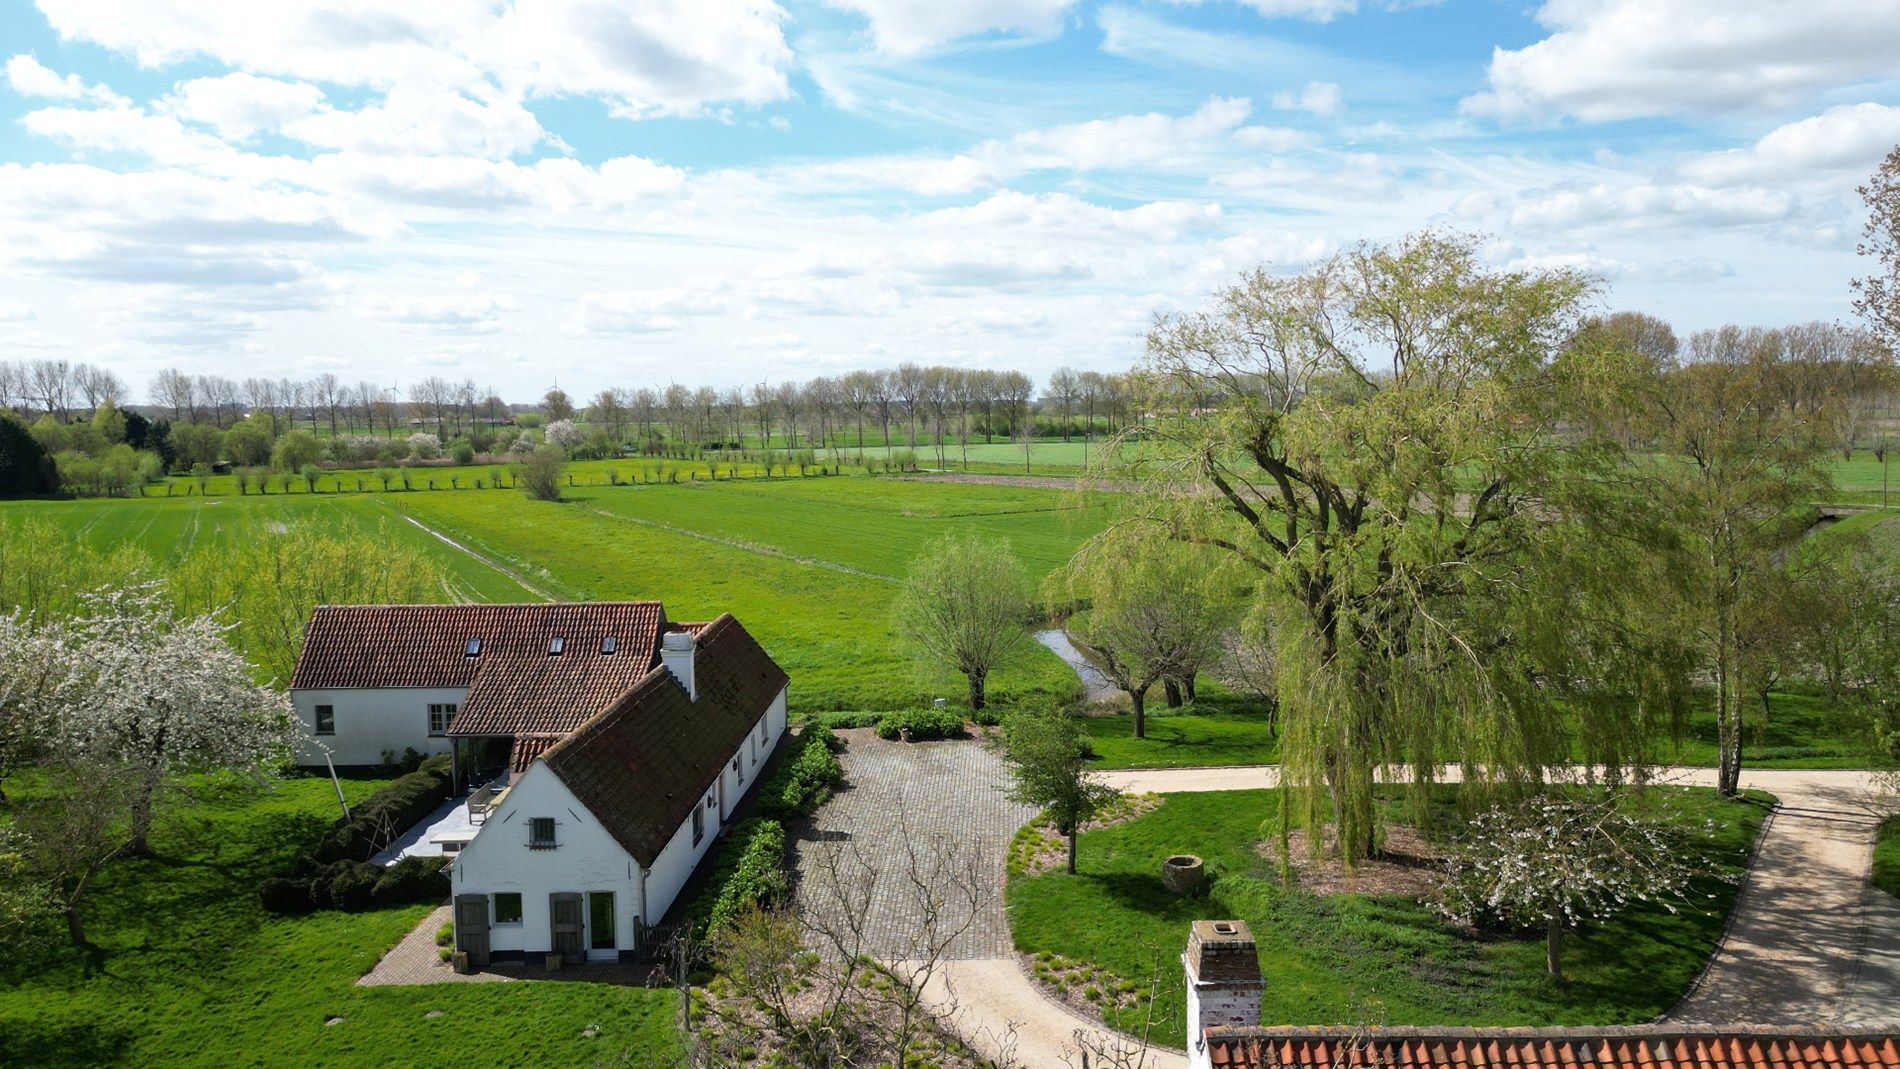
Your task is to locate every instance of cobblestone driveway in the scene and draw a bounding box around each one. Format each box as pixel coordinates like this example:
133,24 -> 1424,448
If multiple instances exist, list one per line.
792,732 -> 1033,960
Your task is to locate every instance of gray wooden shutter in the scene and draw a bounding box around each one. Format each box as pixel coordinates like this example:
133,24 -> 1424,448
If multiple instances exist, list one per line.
453,894 -> 490,967
549,892 -> 584,964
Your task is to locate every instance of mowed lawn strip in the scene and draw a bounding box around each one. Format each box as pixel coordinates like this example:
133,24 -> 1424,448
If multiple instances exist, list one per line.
392,488 -> 1082,712
0,776 -> 677,1067
1007,786 -> 1770,1048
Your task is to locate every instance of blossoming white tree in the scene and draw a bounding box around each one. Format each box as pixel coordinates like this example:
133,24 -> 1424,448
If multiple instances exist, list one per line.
544,419 -> 585,450
1434,791 -> 1710,979
406,432 -> 442,460
56,588 -> 300,856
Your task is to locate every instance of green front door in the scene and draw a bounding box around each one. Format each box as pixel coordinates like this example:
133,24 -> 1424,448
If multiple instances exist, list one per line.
588,891 -> 615,956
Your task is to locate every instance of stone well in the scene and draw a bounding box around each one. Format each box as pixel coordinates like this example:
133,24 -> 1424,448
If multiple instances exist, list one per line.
1162,853 -> 1205,893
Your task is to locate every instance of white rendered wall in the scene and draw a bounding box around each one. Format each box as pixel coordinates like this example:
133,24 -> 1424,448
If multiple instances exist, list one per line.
451,762 -> 642,957
451,683 -> 791,957
290,686 -> 468,766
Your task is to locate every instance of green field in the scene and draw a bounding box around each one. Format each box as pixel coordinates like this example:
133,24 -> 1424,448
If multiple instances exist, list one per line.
0,776 -> 677,1067
0,475 -> 1107,713
0,494 -> 537,603
1008,786 -> 1770,1047
385,480 -> 1102,710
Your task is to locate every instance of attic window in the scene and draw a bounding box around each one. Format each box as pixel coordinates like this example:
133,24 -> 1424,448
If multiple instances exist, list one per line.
465,638 -> 482,658
601,636 -> 617,656
548,637 -> 565,657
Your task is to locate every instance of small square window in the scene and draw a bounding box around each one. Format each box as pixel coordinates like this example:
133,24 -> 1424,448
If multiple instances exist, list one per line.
428,703 -> 457,736
601,635 -> 617,655
692,805 -> 705,846
314,704 -> 335,736
466,638 -> 482,657
493,892 -> 523,924
758,717 -> 767,744
528,817 -> 557,849
548,636 -> 565,656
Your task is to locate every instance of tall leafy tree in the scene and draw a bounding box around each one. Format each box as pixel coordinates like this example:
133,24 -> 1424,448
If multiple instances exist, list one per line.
1048,528 -> 1238,737
1629,326 -> 1834,796
1856,145 -> 1900,350
0,412 -> 55,499
891,532 -> 1032,710
1124,232 -> 1674,863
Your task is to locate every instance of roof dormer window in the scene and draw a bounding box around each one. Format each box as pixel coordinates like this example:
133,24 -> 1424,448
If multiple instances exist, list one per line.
601,635 -> 617,656
466,638 -> 482,658
548,636 -> 565,656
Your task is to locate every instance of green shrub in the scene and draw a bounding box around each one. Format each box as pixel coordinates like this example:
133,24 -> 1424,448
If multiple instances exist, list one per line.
756,725 -> 844,823
687,818 -> 788,942
372,855 -> 451,906
257,877 -> 315,915
815,710 -> 884,729
326,863 -> 379,911
309,753 -> 452,865
875,707 -> 966,741
970,705 -> 1004,727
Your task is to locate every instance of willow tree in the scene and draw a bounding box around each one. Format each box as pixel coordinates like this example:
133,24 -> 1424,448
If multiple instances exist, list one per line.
1119,232 -> 1680,863
1047,526 -> 1239,737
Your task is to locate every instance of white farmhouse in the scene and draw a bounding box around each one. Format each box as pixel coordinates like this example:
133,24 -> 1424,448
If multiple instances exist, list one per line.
287,602 -> 790,964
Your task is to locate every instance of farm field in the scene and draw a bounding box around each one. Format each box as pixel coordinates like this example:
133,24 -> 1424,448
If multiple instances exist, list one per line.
1008,786 -> 1771,1049
0,775 -> 678,1067
0,495 -> 537,604
387,479 -> 1101,711
0,476 -> 1106,712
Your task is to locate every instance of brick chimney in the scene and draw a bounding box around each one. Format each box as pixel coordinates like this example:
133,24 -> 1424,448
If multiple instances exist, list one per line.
1185,920 -> 1264,1069
660,630 -> 696,700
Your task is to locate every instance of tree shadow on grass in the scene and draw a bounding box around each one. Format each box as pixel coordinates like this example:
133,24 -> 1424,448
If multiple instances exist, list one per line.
0,1017 -> 135,1067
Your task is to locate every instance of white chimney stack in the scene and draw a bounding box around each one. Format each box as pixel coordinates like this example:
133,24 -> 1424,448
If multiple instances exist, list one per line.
661,631 -> 696,700
1184,920 -> 1263,1069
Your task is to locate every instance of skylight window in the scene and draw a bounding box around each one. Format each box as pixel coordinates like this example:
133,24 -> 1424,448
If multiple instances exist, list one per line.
466,638 -> 482,657
548,636 -> 565,656
601,636 -> 617,655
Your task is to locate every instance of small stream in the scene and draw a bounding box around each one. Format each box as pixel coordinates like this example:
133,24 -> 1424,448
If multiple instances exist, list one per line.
1033,629 -> 1120,704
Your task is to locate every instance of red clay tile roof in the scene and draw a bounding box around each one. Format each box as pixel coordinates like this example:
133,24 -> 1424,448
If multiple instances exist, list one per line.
1202,1028 -> 1900,1069
540,613 -> 789,867
509,734 -> 562,773
289,602 -> 666,737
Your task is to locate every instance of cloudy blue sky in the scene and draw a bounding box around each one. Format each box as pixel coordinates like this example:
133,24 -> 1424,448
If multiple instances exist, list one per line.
2,0 -> 1897,400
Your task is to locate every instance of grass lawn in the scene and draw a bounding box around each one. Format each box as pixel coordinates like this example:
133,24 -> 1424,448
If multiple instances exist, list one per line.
1667,685 -> 1867,768
1071,684 -> 1863,771
1007,786 -> 1771,1047
1079,697 -> 1281,770
1876,817 -> 1900,901
0,775 -> 678,1068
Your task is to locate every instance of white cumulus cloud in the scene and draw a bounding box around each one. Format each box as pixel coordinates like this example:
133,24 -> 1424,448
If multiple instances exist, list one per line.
1465,0 -> 1900,122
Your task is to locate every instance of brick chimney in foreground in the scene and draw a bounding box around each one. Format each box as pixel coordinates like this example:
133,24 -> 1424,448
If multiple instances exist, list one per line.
1185,920 -> 1264,1069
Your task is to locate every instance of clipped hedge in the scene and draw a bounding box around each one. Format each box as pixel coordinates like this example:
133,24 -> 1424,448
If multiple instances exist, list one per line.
688,818 -> 789,942
874,707 -> 967,741
756,724 -> 844,823
259,855 -> 451,914
310,753 -> 454,865
814,710 -> 885,729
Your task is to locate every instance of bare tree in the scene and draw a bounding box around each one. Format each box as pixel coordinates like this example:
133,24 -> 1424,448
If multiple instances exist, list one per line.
1855,144 -> 1900,350
1047,367 -> 1080,441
